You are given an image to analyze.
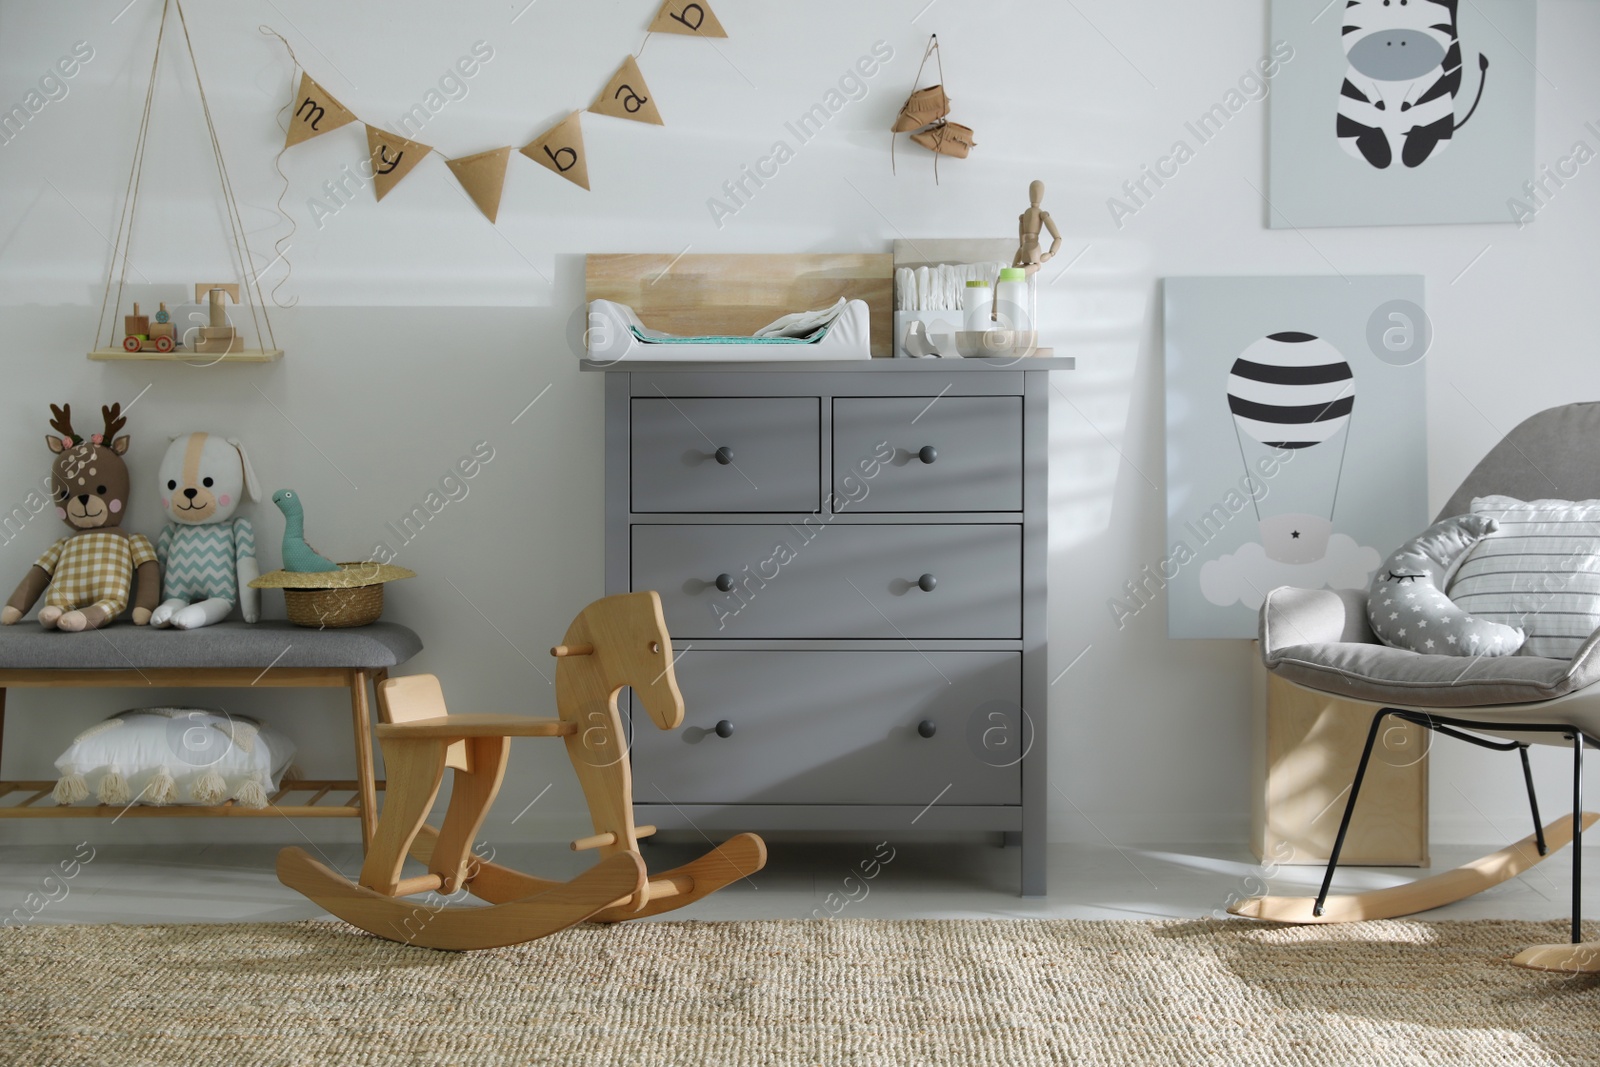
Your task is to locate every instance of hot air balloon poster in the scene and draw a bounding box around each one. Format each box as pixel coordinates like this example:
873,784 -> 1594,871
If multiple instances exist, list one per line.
1162,275 -> 1428,639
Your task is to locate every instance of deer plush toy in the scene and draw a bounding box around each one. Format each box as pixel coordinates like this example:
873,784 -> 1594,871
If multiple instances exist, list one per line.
1,404 -> 160,631
150,432 -> 261,630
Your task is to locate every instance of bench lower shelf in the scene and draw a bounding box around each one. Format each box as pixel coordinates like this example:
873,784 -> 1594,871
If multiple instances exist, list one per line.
0,779 -> 384,818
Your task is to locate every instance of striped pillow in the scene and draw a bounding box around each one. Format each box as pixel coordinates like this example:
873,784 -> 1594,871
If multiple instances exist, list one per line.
1446,496 -> 1600,659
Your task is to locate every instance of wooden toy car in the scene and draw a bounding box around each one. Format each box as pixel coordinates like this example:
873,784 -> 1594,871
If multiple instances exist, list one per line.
121,302 -> 178,352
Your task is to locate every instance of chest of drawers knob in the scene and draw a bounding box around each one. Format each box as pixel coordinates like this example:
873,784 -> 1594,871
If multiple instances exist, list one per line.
714,573 -> 736,592
714,446 -> 734,466
917,573 -> 938,593
714,719 -> 735,739
917,719 -> 938,739
917,445 -> 938,465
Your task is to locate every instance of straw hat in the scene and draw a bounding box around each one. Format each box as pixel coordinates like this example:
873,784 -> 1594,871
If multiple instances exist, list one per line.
249,562 -> 415,590
249,563 -> 416,628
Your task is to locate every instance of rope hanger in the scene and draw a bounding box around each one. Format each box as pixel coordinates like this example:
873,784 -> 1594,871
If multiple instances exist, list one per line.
96,0 -> 275,353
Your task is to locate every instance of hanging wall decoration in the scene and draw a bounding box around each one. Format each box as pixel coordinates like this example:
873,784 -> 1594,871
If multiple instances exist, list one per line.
267,0 -> 725,216
90,0 -> 281,363
649,0 -> 727,37
892,35 -> 976,182
283,72 -> 357,148
447,147 -> 513,223
1161,275 -> 1428,639
1266,0 -> 1535,227
522,111 -> 591,191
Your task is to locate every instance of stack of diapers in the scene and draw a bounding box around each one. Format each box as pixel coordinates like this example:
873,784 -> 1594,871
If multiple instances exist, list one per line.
52,707 -> 297,808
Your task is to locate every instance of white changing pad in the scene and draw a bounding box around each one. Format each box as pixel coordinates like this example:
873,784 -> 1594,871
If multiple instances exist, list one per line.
585,299 -> 872,362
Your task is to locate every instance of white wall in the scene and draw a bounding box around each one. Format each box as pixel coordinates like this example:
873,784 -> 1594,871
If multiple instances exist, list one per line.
0,0 -> 1597,850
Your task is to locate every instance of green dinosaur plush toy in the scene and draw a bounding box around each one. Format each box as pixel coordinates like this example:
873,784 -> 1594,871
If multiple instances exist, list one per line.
271,489 -> 339,574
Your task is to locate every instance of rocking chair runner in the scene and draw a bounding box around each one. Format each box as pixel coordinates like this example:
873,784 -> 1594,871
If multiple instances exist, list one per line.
1232,402 -> 1600,973
277,591 -> 767,950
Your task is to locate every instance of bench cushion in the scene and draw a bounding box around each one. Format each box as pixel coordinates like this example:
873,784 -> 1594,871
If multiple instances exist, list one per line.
0,622 -> 422,671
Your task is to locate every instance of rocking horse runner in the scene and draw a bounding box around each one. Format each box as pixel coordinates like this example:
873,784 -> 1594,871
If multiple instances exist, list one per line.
277,591 -> 767,950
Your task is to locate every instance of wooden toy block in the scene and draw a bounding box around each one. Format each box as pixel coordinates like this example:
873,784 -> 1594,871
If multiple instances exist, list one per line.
194,283 -> 241,329
149,322 -> 176,341
124,302 -> 150,337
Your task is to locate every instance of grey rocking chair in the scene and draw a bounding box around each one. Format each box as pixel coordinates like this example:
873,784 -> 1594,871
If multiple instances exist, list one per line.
1234,402 -> 1600,973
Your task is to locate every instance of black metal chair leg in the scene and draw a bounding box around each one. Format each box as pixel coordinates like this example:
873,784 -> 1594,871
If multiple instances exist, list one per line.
1315,709 -> 1392,917
1519,745 -> 1547,856
1573,733 -> 1585,946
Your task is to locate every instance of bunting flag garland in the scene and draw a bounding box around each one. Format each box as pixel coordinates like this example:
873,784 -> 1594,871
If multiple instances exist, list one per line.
649,0 -> 726,37
365,125 -> 433,201
522,111 -> 590,191
284,72 -> 357,148
274,0 -> 726,217
447,146 -> 512,223
591,55 -> 662,126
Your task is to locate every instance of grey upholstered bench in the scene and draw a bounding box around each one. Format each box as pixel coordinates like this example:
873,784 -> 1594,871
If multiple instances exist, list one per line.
0,621 -> 422,847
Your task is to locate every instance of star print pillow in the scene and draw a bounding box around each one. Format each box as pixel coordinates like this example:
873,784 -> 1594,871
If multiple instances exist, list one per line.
1367,515 -> 1526,658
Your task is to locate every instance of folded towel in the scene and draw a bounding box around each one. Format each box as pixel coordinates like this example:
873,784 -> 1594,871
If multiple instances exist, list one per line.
753,298 -> 848,338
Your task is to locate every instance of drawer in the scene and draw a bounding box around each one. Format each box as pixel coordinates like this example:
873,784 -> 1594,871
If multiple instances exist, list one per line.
633,524 -> 1020,639
833,396 -> 1022,513
630,651 -> 1021,806
631,397 -> 820,513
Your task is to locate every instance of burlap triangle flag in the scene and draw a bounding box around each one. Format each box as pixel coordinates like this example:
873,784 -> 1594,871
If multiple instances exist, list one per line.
521,111 -> 590,191
447,146 -> 512,223
649,0 -> 727,37
284,72 -> 358,149
590,55 -> 663,126
365,125 -> 433,201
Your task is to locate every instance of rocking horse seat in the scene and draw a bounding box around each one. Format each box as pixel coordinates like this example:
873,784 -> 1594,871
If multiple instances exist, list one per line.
376,714 -> 576,740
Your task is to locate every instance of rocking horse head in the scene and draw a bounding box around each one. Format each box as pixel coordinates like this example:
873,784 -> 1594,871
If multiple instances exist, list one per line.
553,591 -> 684,731
46,404 -> 133,532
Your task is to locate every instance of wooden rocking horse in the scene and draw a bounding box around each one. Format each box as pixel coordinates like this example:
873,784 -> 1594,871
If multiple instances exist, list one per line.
277,591 -> 767,950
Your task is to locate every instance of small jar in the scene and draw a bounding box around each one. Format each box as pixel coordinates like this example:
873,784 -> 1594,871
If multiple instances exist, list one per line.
962,280 -> 993,333
995,267 -> 1031,333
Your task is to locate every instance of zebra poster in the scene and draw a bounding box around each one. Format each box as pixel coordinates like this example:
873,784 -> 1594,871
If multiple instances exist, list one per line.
1268,0 -> 1534,227
1161,276 -> 1427,639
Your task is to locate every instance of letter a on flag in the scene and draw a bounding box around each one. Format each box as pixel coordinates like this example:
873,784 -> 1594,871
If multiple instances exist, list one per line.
365,125 -> 433,201
649,0 -> 727,37
284,73 -> 358,149
590,56 -> 663,126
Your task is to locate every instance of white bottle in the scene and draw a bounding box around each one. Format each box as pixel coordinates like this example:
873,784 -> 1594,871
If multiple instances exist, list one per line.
994,267 -> 1031,334
962,280 -> 993,333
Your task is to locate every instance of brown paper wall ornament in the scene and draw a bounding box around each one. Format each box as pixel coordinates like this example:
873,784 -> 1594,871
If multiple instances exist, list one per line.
648,0 -> 727,37
590,55 -> 663,126
521,111 -> 590,191
284,72 -> 358,148
447,146 -> 513,223
365,125 -> 434,201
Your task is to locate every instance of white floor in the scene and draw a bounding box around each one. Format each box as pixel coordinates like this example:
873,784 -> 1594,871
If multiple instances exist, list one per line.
4,836 -> 1596,928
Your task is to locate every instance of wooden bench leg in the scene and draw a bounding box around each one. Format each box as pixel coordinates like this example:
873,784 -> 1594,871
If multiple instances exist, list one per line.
349,669 -> 378,850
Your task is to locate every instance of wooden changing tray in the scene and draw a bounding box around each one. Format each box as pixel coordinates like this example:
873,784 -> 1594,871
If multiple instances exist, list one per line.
586,253 -> 894,358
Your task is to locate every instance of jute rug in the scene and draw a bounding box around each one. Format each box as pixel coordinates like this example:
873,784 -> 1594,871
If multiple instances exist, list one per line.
3,918 -> 1597,1066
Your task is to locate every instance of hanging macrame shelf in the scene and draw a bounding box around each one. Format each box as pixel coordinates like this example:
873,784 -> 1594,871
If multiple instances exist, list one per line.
88,0 -> 282,364
88,347 -> 283,363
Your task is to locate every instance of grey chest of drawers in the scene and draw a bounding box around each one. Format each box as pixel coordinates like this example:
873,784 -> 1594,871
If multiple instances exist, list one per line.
591,358 -> 1070,896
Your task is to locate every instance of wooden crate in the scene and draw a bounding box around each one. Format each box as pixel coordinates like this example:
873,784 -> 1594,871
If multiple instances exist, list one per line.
1252,649 -> 1428,867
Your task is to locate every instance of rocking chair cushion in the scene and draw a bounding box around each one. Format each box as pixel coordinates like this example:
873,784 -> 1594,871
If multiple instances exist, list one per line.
1261,585 -> 1600,707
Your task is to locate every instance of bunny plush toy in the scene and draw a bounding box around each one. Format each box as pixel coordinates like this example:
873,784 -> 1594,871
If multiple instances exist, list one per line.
150,432 -> 261,630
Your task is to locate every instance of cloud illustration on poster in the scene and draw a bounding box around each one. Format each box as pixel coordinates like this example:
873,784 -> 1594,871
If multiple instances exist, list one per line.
1199,534 -> 1381,610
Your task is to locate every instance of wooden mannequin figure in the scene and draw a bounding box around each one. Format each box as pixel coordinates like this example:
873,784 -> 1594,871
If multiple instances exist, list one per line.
1014,180 -> 1063,276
